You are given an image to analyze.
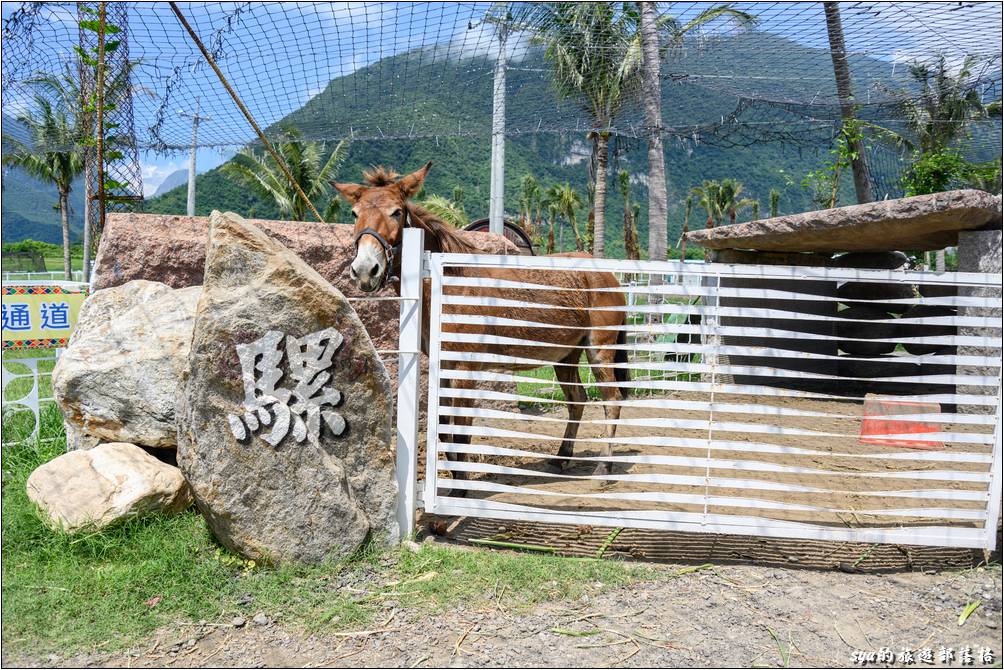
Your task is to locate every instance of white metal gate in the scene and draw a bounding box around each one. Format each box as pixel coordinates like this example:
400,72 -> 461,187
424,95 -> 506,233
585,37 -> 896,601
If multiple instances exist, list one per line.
421,253 -> 1002,550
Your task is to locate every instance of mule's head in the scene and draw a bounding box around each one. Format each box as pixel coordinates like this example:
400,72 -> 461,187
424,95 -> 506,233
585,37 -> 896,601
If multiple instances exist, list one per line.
333,162 -> 431,292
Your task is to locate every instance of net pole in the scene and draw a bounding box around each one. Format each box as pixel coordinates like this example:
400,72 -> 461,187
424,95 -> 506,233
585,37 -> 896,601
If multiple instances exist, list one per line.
488,20 -> 508,236
168,2 -> 325,223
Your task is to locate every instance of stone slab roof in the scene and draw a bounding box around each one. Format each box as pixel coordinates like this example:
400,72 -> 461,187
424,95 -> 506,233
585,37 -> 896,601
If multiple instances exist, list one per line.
684,190 -> 1001,253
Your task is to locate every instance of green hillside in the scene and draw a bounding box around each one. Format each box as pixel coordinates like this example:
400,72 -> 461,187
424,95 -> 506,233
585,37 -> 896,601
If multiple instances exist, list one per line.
144,32 -> 994,257
1,168 -> 86,244
1,116 -> 85,244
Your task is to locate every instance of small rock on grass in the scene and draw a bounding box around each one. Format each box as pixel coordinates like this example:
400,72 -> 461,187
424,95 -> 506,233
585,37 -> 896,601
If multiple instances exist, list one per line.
232,616 -> 247,628
252,613 -> 269,626
26,442 -> 191,532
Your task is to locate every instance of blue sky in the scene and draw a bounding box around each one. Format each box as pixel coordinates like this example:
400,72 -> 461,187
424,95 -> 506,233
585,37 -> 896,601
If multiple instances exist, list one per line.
3,2 -> 1000,197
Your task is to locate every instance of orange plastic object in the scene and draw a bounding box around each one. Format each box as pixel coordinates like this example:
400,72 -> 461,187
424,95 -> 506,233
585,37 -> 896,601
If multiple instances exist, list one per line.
859,395 -> 943,450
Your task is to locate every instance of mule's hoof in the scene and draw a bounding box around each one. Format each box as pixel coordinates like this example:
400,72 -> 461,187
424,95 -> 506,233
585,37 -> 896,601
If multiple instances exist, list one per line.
543,459 -> 565,475
591,463 -> 611,477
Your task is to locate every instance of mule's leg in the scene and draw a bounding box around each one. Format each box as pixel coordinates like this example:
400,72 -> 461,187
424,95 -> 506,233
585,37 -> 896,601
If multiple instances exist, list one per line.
546,349 -> 587,474
440,374 -> 478,498
586,343 -> 623,478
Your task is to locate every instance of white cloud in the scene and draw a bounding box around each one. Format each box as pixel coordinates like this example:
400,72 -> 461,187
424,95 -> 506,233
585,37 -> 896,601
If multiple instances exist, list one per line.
445,21 -> 533,63
313,2 -> 386,26
141,160 -> 185,197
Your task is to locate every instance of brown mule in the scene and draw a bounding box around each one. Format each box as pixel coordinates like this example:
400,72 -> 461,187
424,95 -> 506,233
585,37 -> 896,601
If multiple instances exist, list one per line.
335,163 -> 629,493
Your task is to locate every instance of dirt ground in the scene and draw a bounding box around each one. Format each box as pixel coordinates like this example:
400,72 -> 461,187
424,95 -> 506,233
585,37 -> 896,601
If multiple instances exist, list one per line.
10,540 -> 1002,669
439,391 -> 994,533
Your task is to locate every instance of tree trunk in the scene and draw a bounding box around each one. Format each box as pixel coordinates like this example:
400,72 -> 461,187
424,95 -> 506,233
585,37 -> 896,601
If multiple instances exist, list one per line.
569,212 -> 584,251
59,190 -> 72,280
824,1 -> 874,204
623,203 -> 635,260
82,188 -> 91,282
547,216 -> 555,254
680,219 -> 688,261
704,214 -> 713,261
829,164 -> 842,208
592,132 -> 609,257
729,208 -> 736,226
639,1 -> 667,262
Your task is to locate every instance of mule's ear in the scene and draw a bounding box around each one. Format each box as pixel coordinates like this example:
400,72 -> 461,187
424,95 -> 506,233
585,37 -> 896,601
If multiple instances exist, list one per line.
332,182 -> 365,204
397,161 -> 432,198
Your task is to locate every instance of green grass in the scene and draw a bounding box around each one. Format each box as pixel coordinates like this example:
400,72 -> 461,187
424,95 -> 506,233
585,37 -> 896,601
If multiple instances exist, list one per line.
42,255 -> 84,272
1,410 -> 651,657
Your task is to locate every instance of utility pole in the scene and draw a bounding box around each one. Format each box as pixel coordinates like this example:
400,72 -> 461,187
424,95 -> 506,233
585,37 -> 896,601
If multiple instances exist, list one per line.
486,10 -> 508,236
178,97 -> 210,216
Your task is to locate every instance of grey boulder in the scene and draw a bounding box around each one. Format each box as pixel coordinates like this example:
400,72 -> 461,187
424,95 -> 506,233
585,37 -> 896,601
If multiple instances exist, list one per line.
176,210 -> 396,564
53,282 -> 201,448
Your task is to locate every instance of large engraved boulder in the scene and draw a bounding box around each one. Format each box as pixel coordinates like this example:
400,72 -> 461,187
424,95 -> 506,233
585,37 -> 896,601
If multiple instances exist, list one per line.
26,442 -> 191,532
53,281 -> 201,449
177,210 -> 396,564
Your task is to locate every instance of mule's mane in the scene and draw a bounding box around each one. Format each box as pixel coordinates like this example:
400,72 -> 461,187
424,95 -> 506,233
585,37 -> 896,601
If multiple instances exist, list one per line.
362,166 -> 400,186
358,165 -> 480,254
405,203 -> 480,254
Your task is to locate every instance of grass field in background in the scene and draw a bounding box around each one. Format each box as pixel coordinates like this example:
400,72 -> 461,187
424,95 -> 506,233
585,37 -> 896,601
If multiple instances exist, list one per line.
42,256 -> 84,272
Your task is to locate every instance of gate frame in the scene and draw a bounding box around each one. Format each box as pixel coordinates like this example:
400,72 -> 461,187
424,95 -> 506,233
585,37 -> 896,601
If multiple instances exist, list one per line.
417,252 -> 1003,550
393,227 -> 425,543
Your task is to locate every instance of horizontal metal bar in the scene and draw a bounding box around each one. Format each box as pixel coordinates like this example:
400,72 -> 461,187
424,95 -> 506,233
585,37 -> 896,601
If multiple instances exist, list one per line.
438,440 -> 992,482
428,498 -> 989,549
436,476 -> 986,521
431,252 -> 1003,286
433,460 -> 989,501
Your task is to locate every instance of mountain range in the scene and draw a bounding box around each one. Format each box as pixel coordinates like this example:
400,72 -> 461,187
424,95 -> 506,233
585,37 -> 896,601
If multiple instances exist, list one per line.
4,30 -> 1000,256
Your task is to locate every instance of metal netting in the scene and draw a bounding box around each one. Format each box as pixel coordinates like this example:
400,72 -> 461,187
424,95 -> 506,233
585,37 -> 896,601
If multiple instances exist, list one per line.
3,2 -> 1001,151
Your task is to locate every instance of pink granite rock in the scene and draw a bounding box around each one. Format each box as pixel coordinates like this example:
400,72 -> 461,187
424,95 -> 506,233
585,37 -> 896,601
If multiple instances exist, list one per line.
93,213 -> 516,353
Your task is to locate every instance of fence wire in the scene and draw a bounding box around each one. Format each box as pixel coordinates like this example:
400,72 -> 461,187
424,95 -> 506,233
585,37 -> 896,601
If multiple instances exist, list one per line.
3,2 -> 1001,153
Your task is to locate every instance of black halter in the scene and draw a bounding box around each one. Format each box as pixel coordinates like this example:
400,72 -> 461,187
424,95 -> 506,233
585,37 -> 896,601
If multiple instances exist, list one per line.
352,210 -> 411,288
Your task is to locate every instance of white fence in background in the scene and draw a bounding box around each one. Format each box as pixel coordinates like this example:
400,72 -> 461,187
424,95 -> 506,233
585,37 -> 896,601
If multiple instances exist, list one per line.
2,270 -> 87,283
1,351 -> 61,447
419,253 -> 1003,550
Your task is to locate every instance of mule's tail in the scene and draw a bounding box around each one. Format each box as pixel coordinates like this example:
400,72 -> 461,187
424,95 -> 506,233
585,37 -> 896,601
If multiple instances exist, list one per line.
614,329 -> 630,399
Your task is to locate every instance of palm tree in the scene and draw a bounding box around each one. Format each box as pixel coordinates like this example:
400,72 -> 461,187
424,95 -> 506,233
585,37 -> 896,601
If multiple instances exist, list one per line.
550,182 -> 585,251
531,4 -> 646,258
24,61 -> 145,278
419,194 -> 470,228
529,3 -> 754,258
823,2 -> 873,203
519,173 -> 540,241
618,169 -> 640,260
679,195 -> 692,260
637,2 -> 757,262
452,185 -> 466,216
751,200 -> 760,221
2,94 -> 84,279
877,55 -> 987,156
690,180 -> 723,261
717,178 -> 757,226
221,126 -> 348,222
541,184 -> 563,253
769,188 -> 780,218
